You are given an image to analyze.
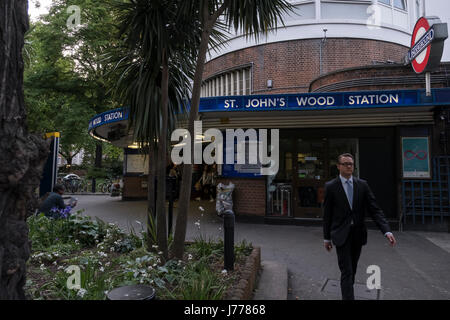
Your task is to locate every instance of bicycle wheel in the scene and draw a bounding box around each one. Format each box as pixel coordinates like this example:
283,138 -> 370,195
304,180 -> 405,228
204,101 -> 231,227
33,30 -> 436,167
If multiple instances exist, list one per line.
101,183 -> 108,193
107,184 -> 112,193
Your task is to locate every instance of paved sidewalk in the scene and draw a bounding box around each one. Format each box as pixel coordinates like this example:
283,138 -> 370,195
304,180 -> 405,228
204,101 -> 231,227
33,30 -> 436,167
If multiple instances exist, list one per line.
75,195 -> 450,300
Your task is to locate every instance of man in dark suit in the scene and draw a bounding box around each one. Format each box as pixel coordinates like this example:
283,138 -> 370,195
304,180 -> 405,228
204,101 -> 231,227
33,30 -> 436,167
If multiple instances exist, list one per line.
323,153 -> 396,300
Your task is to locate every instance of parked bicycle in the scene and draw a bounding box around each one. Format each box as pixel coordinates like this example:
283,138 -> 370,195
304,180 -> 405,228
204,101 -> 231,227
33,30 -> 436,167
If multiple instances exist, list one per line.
62,174 -> 82,193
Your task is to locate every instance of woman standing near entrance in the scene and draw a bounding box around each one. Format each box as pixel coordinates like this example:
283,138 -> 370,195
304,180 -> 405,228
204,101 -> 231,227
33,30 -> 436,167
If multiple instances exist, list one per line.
198,164 -> 217,202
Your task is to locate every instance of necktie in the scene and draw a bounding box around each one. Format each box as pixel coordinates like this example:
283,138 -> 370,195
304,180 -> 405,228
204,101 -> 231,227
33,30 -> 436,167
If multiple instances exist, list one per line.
346,180 -> 353,210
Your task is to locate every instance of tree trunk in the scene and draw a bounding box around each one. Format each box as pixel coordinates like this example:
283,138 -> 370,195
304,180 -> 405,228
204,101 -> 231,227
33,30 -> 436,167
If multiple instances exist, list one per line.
0,0 -> 49,299
155,53 -> 169,260
173,8 -> 213,259
95,141 -> 102,168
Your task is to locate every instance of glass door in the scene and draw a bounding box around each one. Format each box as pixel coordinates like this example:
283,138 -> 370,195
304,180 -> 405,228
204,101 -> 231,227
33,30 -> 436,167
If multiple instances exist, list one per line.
293,139 -> 327,218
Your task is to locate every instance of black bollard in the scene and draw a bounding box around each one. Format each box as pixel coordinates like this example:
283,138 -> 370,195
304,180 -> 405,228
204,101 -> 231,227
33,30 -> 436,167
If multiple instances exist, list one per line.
223,210 -> 235,271
168,191 -> 173,236
166,176 -> 176,236
91,178 -> 96,193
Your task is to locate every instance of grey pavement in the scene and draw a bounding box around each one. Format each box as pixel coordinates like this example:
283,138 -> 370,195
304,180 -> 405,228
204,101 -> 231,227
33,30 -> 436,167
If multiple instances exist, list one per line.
74,195 -> 450,300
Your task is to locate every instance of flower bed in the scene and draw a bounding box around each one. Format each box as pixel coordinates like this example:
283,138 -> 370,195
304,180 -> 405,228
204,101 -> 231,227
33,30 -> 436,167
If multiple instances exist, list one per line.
25,212 -> 255,300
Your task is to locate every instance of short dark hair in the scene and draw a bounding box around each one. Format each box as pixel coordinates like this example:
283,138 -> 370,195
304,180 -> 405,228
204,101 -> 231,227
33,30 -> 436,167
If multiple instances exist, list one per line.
53,184 -> 65,193
338,153 -> 354,164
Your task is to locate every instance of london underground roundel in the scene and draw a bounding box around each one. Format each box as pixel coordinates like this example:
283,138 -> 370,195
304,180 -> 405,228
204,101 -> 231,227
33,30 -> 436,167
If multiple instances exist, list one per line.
410,17 -> 432,74
408,17 -> 448,74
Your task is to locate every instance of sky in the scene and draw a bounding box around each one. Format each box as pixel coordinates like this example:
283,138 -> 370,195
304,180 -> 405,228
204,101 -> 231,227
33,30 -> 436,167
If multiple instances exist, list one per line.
28,0 -> 52,21
424,0 -> 450,61
27,0 -> 450,61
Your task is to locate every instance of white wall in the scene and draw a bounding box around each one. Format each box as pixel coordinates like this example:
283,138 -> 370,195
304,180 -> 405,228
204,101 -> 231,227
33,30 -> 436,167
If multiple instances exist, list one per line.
424,0 -> 450,62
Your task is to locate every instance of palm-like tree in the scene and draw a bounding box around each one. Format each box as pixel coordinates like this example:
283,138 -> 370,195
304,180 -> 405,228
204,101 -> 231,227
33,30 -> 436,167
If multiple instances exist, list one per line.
172,0 -> 293,259
111,0 -> 202,258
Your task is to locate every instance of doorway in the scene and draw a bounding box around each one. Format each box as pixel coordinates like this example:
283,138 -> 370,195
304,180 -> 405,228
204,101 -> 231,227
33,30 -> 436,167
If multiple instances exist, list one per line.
292,138 -> 358,218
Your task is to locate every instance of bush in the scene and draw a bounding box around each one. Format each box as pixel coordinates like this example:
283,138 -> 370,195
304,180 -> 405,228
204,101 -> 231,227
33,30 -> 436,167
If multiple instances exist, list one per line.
86,167 -> 109,180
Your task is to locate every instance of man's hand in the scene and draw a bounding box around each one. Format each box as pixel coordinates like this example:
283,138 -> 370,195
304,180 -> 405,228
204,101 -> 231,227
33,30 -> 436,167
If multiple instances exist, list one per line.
324,241 -> 333,251
386,233 -> 396,247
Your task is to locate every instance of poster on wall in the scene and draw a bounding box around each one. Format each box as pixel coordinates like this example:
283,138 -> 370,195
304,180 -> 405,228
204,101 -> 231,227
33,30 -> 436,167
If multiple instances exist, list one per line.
221,138 -> 262,178
126,154 -> 148,174
402,137 -> 431,179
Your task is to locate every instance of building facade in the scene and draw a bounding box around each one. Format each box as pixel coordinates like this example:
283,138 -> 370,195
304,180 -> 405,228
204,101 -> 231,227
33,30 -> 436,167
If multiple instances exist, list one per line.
197,0 -> 449,230
88,0 -> 450,230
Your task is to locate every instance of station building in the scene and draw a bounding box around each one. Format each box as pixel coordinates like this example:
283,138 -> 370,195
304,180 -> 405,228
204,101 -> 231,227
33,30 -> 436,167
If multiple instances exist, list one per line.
89,0 -> 450,230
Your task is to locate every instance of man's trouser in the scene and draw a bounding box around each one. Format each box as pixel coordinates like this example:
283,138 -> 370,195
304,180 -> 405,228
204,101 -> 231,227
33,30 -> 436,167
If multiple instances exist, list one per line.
336,226 -> 363,300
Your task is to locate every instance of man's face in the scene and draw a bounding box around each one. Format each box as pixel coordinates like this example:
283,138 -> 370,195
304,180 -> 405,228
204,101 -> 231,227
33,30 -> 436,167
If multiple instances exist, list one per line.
58,189 -> 65,195
337,156 -> 354,177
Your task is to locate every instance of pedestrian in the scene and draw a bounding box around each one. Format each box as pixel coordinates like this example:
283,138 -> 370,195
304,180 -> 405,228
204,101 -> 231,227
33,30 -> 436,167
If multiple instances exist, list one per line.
323,153 -> 396,300
203,164 -> 217,202
38,184 -> 76,217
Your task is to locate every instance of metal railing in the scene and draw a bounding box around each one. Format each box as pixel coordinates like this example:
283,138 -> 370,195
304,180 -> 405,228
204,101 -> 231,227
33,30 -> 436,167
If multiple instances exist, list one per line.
270,183 -> 293,217
402,156 -> 450,225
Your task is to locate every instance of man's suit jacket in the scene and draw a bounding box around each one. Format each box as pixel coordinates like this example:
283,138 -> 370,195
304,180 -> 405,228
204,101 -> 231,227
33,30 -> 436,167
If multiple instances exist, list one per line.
323,176 -> 391,247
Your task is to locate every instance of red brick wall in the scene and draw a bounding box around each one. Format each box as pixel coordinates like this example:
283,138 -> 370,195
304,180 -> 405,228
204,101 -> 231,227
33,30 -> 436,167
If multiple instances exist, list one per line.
309,62 -> 450,92
216,178 -> 266,217
203,38 -> 408,94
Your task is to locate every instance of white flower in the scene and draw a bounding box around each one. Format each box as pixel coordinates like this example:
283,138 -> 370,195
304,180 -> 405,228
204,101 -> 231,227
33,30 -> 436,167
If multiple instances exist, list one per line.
99,267 -> 104,272
110,247 -> 115,252
188,254 -> 193,260
40,264 -> 45,271
221,269 -> 228,274
152,245 -> 158,249
52,261 -> 57,265
199,206 -> 205,212
105,262 -> 110,267
77,288 -> 87,298
158,251 -> 163,255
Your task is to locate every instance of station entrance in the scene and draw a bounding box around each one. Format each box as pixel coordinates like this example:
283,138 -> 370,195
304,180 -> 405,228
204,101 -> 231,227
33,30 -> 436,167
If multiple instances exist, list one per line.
270,127 -> 396,220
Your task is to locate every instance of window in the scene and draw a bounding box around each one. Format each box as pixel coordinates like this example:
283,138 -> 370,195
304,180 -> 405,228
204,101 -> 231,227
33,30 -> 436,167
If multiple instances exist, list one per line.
393,0 -> 406,10
378,0 -> 390,5
245,70 -> 251,95
239,70 -> 244,95
200,66 -> 252,97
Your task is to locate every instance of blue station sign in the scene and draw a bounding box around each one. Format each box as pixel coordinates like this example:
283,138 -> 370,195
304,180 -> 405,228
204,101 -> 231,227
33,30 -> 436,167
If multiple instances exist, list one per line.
199,88 -> 450,113
88,108 -> 129,131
